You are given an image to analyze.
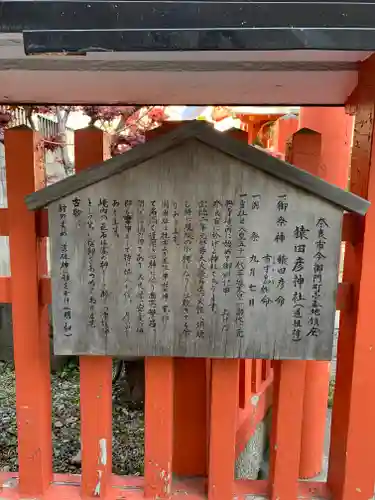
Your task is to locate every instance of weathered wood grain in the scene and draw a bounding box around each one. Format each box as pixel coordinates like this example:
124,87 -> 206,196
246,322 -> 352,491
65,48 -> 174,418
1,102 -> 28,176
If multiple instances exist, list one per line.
49,140 -> 343,359
26,121 -> 369,215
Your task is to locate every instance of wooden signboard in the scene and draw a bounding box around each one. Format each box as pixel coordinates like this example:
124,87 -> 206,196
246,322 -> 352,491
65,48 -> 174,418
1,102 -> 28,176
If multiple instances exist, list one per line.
26,122 -> 369,360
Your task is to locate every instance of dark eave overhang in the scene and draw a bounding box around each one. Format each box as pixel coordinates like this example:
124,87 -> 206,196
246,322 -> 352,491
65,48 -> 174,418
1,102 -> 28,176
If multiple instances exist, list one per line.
1,1 -> 375,54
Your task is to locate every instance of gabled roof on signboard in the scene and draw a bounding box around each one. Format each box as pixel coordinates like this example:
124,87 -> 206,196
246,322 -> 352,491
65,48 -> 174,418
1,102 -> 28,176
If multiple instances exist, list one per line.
25,121 -> 369,216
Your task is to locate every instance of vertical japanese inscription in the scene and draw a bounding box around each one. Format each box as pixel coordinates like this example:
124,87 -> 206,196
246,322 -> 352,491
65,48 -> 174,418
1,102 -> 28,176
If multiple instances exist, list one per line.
148,201 -> 158,336
172,201 -> 180,245
72,196 -> 83,227
235,194 -> 248,337
291,222 -> 310,341
274,195 -> 289,308
210,200 -> 222,313
99,197 -> 110,340
307,217 -> 329,337
112,199 -> 120,238
59,203 -> 72,336
221,199 -> 233,336
248,193 -> 261,308
87,198 -> 96,329
161,200 -> 170,326
136,200 -> 146,334
182,201 -> 193,336
123,200 -> 133,335
196,201 -> 208,338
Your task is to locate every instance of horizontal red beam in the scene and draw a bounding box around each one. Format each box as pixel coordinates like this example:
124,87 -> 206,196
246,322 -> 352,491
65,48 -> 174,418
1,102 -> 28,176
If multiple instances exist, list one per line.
0,209 -> 364,244
0,276 -> 352,311
0,473 -> 331,500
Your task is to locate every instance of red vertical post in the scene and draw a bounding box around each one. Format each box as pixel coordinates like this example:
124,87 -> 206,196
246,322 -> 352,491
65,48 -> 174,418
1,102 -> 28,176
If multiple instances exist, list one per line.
75,127 -> 113,498
173,359 -> 207,476
208,359 -> 239,500
299,107 -> 353,189
145,124 -> 208,480
273,114 -> 299,157
5,126 -> 52,494
328,103 -> 375,500
251,359 -> 262,393
297,109 -> 352,478
269,361 -> 306,500
286,128 -> 329,478
144,357 -> 174,498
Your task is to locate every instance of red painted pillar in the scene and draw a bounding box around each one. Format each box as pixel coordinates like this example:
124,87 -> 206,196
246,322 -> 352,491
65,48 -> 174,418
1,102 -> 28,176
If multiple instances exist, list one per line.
5,126 -> 52,495
273,114 -> 299,157
298,108 -> 353,478
299,107 -> 353,189
75,127 -> 113,498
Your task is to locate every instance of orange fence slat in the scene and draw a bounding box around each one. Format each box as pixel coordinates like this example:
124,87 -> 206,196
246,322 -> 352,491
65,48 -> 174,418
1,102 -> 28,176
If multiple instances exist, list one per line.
269,360 -> 306,500
74,127 -> 113,498
208,359 -> 239,500
173,358 -> 208,476
80,357 -> 112,496
0,207 -> 9,235
4,126 -> 52,495
238,359 -> 247,409
328,102 -> 375,500
144,357 -> 174,498
251,359 -> 262,393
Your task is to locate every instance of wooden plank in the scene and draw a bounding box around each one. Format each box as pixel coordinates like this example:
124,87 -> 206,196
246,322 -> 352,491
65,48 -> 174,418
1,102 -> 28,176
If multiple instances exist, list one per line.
328,103 -> 375,500
0,276 -> 12,302
4,204 -> 360,244
74,127 -> 113,499
49,140 -> 343,360
234,479 -> 329,499
146,121 -> 208,481
144,357 -> 174,498
336,281 -> 352,312
269,361 -> 306,500
208,359 -> 239,500
0,208 -> 9,235
0,273 -> 352,312
251,359 -> 262,393
80,357 -> 112,497
0,208 -> 48,237
238,359 -> 247,409
25,121 -> 369,216
36,209 -> 49,237
4,126 -> 52,494
173,359 -> 208,476
342,212 -> 364,244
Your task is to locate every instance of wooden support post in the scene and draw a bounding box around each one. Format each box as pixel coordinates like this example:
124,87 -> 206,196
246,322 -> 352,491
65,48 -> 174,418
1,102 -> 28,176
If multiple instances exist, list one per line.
5,126 -> 52,494
75,127 -> 113,498
269,361 -> 306,500
251,359 -> 262,393
286,127 -> 330,478
145,125 -> 208,482
239,359 -> 247,409
144,357 -> 174,498
299,107 -> 353,189
208,359 -> 239,500
173,358 -> 208,476
328,103 -> 375,500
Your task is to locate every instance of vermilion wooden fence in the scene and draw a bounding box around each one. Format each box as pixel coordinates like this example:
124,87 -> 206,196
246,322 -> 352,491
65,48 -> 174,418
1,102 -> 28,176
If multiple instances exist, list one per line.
0,105 -> 373,500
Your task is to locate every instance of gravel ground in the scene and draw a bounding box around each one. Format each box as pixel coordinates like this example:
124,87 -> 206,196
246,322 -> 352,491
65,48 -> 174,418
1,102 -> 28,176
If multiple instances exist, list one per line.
0,361 -> 144,475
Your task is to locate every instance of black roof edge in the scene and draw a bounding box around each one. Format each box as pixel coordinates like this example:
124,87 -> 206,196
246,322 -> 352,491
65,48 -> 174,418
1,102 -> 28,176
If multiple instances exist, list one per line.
25,121 -> 370,216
